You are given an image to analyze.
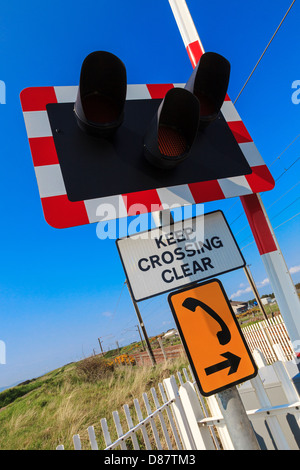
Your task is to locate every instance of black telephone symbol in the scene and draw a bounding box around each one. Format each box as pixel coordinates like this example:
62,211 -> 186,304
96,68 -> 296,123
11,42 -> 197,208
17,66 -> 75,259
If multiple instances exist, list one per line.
182,297 -> 231,346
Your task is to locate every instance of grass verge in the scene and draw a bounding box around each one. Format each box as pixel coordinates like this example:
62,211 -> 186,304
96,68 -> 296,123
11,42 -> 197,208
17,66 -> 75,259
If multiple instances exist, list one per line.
0,353 -> 188,450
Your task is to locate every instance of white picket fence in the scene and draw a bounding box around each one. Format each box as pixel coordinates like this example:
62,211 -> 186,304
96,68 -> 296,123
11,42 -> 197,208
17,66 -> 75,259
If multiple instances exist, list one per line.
242,315 -> 296,364
57,352 -> 300,450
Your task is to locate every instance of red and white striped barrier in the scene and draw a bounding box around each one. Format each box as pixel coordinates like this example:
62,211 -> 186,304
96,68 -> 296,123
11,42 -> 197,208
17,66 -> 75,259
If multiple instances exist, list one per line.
168,0 -> 300,351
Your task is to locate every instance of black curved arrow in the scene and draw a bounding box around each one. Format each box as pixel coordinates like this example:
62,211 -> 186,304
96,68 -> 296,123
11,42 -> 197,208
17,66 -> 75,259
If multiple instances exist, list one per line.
204,352 -> 241,376
182,297 -> 231,345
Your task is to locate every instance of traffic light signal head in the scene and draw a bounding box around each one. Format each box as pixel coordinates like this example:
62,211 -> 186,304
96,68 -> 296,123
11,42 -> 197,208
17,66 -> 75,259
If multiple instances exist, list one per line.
74,51 -> 127,138
21,48 -> 275,230
143,87 -> 200,169
185,52 -> 230,127
143,52 -> 230,170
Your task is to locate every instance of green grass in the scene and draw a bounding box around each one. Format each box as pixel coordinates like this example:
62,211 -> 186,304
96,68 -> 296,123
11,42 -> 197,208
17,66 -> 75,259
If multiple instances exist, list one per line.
0,353 -> 188,450
237,303 -> 281,328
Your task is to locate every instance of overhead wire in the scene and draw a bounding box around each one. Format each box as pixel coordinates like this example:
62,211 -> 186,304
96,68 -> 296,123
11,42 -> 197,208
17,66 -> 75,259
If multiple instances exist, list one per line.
239,197 -> 300,248
273,211 -> 300,230
234,181 -> 300,236
240,209 -> 300,251
266,181 -> 300,210
108,280 -> 126,322
233,0 -> 297,104
268,196 -> 300,222
269,134 -> 300,168
274,156 -> 300,182
226,1 -> 298,226
224,136 -> 300,219
108,285 -> 165,341
228,149 -> 300,227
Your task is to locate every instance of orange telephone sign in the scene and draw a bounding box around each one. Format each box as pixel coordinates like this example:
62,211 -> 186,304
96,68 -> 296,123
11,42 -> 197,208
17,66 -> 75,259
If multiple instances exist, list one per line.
168,279 -> 257,396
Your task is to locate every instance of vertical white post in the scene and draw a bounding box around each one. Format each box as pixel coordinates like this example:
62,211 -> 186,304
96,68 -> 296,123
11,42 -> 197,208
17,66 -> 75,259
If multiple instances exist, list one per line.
134,398 -> 152,449
143,392 -> 163,449
113,410 -> 127,450
100,417 -> 113,448
252,348 -> 268,368
158,382 -> 183,449
251,374 -> 290,449
272,361 -> 300,406
163,376 -> 196,449
72,434 -> 82,450
87,426 -> 99,450
179,381 -> 216,449
273,343 -> 287,362
123,404 -> 140,450
151,387 -> 174,449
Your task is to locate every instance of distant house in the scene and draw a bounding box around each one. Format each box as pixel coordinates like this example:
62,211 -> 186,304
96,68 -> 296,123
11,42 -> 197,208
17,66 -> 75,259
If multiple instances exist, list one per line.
163,328 -> 178,338
261,297 -> 272,305
230,301 -> 249,315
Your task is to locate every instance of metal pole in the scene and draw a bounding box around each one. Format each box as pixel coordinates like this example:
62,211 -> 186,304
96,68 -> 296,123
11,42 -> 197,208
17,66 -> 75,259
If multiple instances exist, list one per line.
159,208 -> 260,448
158,336 -> 168,362
243,265 -> 268,321
152,209 -> 175,229
241,194 -> 300,351
98,337 -> 104,354
244,265 -> 278,354
136,324 -> 146,351
125,280 -> 156,366
216,386 -> 260,450
167,1 -> 261,449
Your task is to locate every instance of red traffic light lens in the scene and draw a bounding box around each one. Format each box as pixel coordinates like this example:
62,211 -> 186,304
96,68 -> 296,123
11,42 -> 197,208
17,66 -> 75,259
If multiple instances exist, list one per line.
144,87 -> 200,169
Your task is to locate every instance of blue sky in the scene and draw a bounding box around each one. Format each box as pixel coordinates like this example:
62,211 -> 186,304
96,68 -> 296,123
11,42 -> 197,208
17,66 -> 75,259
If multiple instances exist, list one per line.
0,0 -> 299,388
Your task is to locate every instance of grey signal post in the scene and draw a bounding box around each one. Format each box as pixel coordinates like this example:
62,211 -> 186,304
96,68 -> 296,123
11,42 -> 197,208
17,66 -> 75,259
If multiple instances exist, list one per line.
98,337 -> 104,355
216,386 -> 260,449
136,324 -> 146,351
125,280 -> 156,366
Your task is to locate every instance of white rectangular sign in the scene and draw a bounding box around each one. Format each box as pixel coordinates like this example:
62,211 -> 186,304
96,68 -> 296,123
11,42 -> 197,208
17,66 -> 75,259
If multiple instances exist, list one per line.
116,211 -> 245,301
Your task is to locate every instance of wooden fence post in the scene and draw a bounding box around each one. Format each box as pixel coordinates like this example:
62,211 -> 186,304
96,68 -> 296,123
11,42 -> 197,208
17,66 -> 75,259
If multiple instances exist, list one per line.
158,337 -> 168,361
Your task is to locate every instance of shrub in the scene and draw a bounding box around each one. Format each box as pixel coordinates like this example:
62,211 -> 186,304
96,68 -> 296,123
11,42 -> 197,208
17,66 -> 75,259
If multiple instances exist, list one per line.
0,381 -> 42,408
75,356 -> 114,382
113,354 -> 136,366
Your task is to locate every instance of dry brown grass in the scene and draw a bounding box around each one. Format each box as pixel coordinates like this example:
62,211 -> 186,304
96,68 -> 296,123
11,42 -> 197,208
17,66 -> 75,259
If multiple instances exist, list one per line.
0,353 -> 189,450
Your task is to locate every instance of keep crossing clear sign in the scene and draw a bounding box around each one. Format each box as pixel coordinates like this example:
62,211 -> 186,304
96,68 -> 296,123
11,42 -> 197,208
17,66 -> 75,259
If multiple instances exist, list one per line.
116,210 -> 245,301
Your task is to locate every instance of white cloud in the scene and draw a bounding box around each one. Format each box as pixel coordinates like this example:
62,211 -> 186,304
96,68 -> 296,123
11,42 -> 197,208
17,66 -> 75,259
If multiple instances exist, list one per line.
290,265 -> 300,274
102,311 -> 113,317
231,277 -> 271,299
258,278 -> 270,287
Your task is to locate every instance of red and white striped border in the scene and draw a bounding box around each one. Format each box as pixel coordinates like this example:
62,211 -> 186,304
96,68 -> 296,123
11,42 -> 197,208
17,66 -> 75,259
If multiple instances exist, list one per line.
20,84 -> 274,229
